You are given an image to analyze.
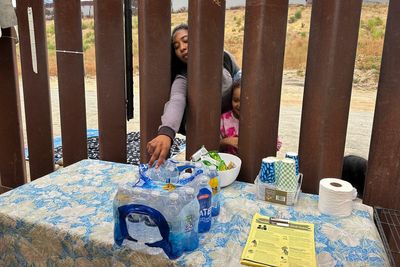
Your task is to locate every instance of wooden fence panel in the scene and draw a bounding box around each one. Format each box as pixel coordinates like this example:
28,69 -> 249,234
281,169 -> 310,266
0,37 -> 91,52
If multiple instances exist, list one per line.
54,0 -> 87,166
299,0 -> 362,194
364,0 -> 400,209
94,0 -> 127,163
186,0 -> 226,158
0,28 -> 27,188
238,0 -> 289,183
138,0 -> 171,163
16,1 -> 54,180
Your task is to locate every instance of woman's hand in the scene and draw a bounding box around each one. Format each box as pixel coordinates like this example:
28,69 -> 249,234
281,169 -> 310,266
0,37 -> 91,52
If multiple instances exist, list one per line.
147,135 -> 172,168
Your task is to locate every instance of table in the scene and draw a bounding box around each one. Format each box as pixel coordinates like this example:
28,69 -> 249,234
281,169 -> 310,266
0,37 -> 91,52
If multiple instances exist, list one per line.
0,159 -> 389,266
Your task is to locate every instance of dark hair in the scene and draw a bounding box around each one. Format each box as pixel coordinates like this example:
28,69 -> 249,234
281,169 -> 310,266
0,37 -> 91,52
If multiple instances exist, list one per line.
341,155 -> 367,198
171,23 -> 188,84
231,77 -> 241,94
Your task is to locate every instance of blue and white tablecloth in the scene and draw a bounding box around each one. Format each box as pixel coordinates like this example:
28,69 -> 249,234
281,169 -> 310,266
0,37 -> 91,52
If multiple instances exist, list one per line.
0,160 -> 389,266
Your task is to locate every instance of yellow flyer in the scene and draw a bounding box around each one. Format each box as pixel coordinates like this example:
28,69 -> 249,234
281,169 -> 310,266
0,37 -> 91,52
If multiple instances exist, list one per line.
240,213 -> 316,267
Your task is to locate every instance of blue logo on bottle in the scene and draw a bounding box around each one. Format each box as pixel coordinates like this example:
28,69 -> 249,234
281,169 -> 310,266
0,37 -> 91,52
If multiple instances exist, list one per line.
197,188 -> 212,233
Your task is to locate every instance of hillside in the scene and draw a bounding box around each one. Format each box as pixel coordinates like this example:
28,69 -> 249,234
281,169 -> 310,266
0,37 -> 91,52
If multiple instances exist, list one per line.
40,4 -> 387,85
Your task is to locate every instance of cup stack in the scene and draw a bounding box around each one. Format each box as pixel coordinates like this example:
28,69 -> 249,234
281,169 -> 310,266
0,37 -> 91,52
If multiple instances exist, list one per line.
276,158 -> 298,192
285,152 -> 299,176
259,157 -> 279,183
257,153 -> 300,193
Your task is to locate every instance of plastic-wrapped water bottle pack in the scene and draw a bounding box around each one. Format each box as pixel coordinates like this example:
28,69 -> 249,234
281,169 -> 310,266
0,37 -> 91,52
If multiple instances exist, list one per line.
113,159 -> 221,259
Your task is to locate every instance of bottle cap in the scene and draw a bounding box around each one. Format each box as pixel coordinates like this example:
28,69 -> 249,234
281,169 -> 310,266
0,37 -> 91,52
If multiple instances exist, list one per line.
179,172 -> 192,179
185,187 -> 195,195
200,175 -> 209,183
209,165 -> 217,171
151,191 -> 161,198
133,187 -> 143,194
167,165 -> 175,172
169,193 -> 179,201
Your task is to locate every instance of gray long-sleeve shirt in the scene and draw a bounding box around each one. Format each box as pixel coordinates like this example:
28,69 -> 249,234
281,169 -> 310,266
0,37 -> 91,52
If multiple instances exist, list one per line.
158,52 -> 240,140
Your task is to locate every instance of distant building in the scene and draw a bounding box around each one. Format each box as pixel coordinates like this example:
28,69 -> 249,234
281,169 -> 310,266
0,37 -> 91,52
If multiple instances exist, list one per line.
44,3 -> 54,20
44,0 -> 137,20
81,1 -> 94,18
44,1 -> 93,19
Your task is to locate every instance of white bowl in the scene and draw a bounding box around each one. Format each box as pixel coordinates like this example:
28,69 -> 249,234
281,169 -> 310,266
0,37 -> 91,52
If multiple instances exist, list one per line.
218,153 -> 242,187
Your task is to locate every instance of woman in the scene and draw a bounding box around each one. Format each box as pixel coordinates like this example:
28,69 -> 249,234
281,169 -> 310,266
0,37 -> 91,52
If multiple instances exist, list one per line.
147,23 -> 240,167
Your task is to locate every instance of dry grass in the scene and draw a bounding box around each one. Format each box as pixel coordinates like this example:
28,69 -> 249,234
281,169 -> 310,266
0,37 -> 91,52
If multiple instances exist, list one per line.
19,4 -> 388,77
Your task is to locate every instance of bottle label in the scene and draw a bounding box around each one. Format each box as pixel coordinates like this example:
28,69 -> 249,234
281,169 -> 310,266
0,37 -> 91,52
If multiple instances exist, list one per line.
209,177 -> 219,195
184,215 -> 193,232
197,188 -> 212,224
199,207 -> 212,219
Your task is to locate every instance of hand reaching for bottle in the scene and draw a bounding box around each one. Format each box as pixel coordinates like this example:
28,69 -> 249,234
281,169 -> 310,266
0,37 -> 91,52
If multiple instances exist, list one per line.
147,135 -> 172,168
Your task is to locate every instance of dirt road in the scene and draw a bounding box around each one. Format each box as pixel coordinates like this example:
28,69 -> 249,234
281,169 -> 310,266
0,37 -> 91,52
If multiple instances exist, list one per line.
278,70 -> 377,159
20,70 -> 377,161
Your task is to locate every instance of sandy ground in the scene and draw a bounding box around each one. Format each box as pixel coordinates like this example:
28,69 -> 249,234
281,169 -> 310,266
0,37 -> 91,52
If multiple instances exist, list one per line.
277,70 -> 378,159
19,69 -> 377,170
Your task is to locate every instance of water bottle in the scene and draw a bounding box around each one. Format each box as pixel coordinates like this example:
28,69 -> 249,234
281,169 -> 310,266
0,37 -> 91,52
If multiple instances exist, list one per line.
197,175 -> 212,233
126,187 -> 146,241
182,187 -> 200,251
208,165 -> 221,217
150,190 -> 161,210
163,161 -> 180,183
167,193 -> 184,257
145,160 -> 179,183
144,191 -> 162,243
125,188 -> 163,255
195,162 -> 203,170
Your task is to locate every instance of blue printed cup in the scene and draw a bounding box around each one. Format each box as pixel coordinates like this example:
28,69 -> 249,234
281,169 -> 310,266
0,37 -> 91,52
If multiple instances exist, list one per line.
260,157 -> 278,183
285,152 -> 299,176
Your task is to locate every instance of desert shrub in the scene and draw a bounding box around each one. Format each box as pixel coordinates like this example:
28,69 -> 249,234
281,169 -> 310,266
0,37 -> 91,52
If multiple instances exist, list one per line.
289,9 -> 302,24
83,31 -> 95,51
367,17 -> 383,30
47,41 -> 55,51
236,17 -> 242,28
360,17 -> 385,40
294,10 -> 302,20
47,23 -> 55,35
371,28 -> 384,39
81,20 -> 94,30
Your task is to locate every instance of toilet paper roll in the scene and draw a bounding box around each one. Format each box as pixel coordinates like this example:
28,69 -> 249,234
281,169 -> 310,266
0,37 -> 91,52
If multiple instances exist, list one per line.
318,178 -> 357,217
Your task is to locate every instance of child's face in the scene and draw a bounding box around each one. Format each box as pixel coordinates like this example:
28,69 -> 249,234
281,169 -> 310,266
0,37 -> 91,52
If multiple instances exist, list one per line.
232,86 -> 240,118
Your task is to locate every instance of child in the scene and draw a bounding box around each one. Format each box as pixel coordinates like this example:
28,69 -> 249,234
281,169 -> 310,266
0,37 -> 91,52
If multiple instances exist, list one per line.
219,78 -> 282,155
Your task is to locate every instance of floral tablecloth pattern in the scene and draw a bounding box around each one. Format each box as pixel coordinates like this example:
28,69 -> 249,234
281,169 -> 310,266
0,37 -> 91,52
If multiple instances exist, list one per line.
0,160 -> 389,266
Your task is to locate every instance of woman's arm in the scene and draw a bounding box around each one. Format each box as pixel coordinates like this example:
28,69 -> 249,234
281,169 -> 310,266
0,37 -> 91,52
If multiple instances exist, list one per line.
148,75 -> 187,167
158,75 -> 187,139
